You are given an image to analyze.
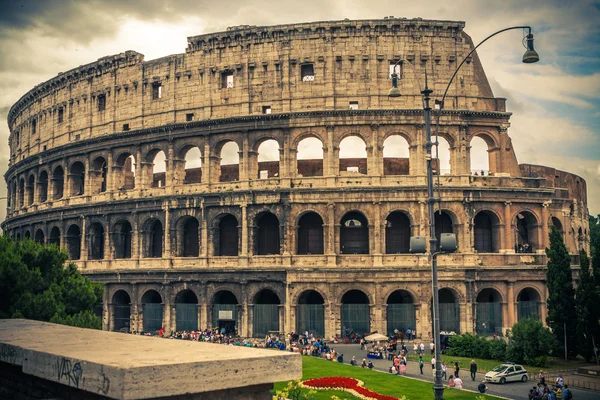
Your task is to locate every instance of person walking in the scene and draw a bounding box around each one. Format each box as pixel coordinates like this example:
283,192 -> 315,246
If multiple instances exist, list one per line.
470,360 -> 477,381
454,361 -> 460,378
430,341 -> 435,355
441,362 -> 447,380
419,355 -> 424,374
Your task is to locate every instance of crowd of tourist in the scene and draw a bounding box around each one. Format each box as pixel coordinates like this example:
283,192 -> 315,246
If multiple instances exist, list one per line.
529,372 -> 573,400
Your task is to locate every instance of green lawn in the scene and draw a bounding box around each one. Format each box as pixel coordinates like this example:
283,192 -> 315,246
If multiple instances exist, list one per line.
404,353 -> 591,374
273,356 -> 502,400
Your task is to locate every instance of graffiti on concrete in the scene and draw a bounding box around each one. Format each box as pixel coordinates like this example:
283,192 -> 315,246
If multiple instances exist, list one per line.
54,357 -> 83,388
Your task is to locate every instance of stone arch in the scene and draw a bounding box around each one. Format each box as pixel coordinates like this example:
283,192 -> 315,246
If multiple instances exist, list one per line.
434,209 -> 458,249
38,170 -> 48,203
340,211 -> 369,254
141,289 -> 163,333
88,221 -> 105,260
174,289 -> 199,331
69,161 -> 85,196
24,230 -> 31,240
176,215 -> 200,257
34,228 -> 45,244
297,211 -> 324,255
66,224 -> 81,260
113,219 -> 133,259
386,289 -> 417,336
182,146 -> 202,184
469,135 -> 492,176
112,289 -> 131,332
255,212 -> 280,255
380,130 -> 413,148
212,289 -> 239,334
436,287 -> 461,333
214,213 -> 239,256
48,226 -> 60,247
296,136 -> 324,177
434,134 -> 452,175
476,287 -> 503,335
256,138 -> 280,179
340,289 -> 371,336
516,287 -> 541,321
18,177 -> 25,208
26,173 -> 35,206
91,156 -> 108,193
52,165 -> 64,200
114,152 -> 136,190
214,139 -> 240,182
473,210 -> 501,253
385,211 -> 412,254
147,150 -> 166,188
142,218 -> 163,258
339,135 -> 367,175
252,288 -> 281,337
514,210 -> 540,252
382,134 -> 411,176
296,289 -> 326,337
292,131 -> 326,149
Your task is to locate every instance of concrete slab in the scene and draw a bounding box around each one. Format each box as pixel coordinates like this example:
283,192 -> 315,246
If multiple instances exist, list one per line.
0,319 -> 301,399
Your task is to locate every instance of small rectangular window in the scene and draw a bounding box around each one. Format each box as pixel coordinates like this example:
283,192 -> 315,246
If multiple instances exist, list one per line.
98,94 -> 106,111
15,131 -> 20,145
262,106 -> 272,114
301,64 -> 315,81
122,123 -> 130,131
152,83 -> 162,99
32,119 -> 37,134
75,134 -> 81,141
259,170 -> 269,179
349,101 -> 359,110
43,145 -> 47,152
389,62 -> 401,78
186,113 -> 194,121
58,108 -> 64,123
221,71 -> 234,88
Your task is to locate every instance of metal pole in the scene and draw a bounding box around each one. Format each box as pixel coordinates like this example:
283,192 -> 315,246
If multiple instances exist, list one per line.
564,321 -> 568,361
422,75 -> 444,400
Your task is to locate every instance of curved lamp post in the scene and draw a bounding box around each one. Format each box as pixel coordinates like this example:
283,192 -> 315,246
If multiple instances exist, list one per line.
388,26 -> 539,400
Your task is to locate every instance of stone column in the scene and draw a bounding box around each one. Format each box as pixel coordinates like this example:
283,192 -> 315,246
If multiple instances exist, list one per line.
278,304 -> 285,335
200,303 -> 208,330
373,202 -> 382,266
80,216 -> 88,261
135,148 -> 143,189
131,284 -> 139,332
504,202 -> 514,253
164,203 -> 171,258
326,126 -> 335,177
240,136 -> 249,182
201,208 -> 208,259
506,281 -> 515,330
165,141 -> 174,187
103,285 -> 110,331
202,142 -> 211,184
326,203 -> 336,264
541,202 -> 550,249
106,152 -> 114,193
240,204 -> 248,265
369,124 -> 380,177
103,221 -> 111,261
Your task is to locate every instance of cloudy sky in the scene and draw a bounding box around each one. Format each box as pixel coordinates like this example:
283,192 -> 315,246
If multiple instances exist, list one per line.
1,0 -> 599,225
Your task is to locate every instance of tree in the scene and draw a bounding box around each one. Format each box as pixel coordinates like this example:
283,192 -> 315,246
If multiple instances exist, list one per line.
0,235 -> 103,329
507,318 -> 557,367
575,250 -> 600,362
545,226 -> 578,358
590,214 -> 600,287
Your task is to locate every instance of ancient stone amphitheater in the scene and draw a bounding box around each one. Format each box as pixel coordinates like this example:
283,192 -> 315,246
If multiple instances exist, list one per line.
3,18 -> 589,339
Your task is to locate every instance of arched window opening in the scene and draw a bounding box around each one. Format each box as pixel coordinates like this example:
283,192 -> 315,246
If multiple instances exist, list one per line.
437,289 -> 460,334
550,217 -> 563,234
515,212 -> 539,252
517,288 -> 540,321
219,141 -> 240,182
10,180 -> 17,210
257,139 -> 280,179
184,147 -> 202,184
470,136 -> 490,176
91,157 -> 108,193
387,290 -> 416,336
116,153 -> 136,190
253,289 -> 281,337
385,212 -> 411,254
383,135 -> 410,175
297,290 -> 325,337
339,136 -> 367,174
256,213 -> 280,255
26,175 -> 35,206
340,212 -> 369,254
213,291 -> 238,335
18,178 -> 25,207
112,290 -> 131,332
114,220 -> 132,259
433,137 -> 451,175
66,225 -> 81,260
24,231 -> 31,240
476,288 -> 503,335
141,290 -> 163,333
434,211 -> 455,249
474,211 -> 500,253
297,212 -> 324,255
34,229 -> 45,244
151,151 -> 166,188
52,166 -> 64,200
48,227 -> 60,247
147,220 -> 163,258
216,214 -> 238,256
69,161 -> 85,196
297,137 -> 324,177
175,290 -> 198,331
89,223 -> 105,260
181,217 -> 200,257
341,290 -> 370,336
38,171 -> 48,203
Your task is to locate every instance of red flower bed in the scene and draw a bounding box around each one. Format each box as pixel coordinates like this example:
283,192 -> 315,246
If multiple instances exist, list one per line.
303,377 -> 399,400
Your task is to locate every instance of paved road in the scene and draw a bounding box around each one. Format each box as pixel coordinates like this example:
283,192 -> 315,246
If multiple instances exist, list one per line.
329,344 -> 597,400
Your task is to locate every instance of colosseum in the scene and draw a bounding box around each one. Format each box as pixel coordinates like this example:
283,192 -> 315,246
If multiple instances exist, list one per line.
3,18 -> 590,340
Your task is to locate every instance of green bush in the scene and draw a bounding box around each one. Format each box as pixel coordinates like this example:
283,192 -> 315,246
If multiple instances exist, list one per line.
446,333 -> 507,360
488,339 -> 507,360
506,319 -> 556,366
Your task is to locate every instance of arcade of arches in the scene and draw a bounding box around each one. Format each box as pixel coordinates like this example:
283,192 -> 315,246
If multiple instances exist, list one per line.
105,282 -> 546,339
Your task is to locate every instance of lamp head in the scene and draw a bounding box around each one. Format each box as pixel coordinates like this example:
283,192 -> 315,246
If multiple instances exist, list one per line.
522,33 -> 540,63
388,73 -> 401,97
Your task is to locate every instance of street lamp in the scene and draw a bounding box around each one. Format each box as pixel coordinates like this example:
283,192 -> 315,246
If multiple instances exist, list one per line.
389,26 -> 539,400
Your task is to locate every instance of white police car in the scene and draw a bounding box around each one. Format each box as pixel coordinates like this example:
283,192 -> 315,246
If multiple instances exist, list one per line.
485,363 -> 528,384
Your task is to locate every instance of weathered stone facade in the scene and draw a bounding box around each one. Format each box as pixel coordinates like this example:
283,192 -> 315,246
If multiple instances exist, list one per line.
3,18 -> 589,339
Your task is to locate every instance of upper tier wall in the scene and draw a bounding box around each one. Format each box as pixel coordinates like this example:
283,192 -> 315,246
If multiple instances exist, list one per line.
7,18 -> 504,164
